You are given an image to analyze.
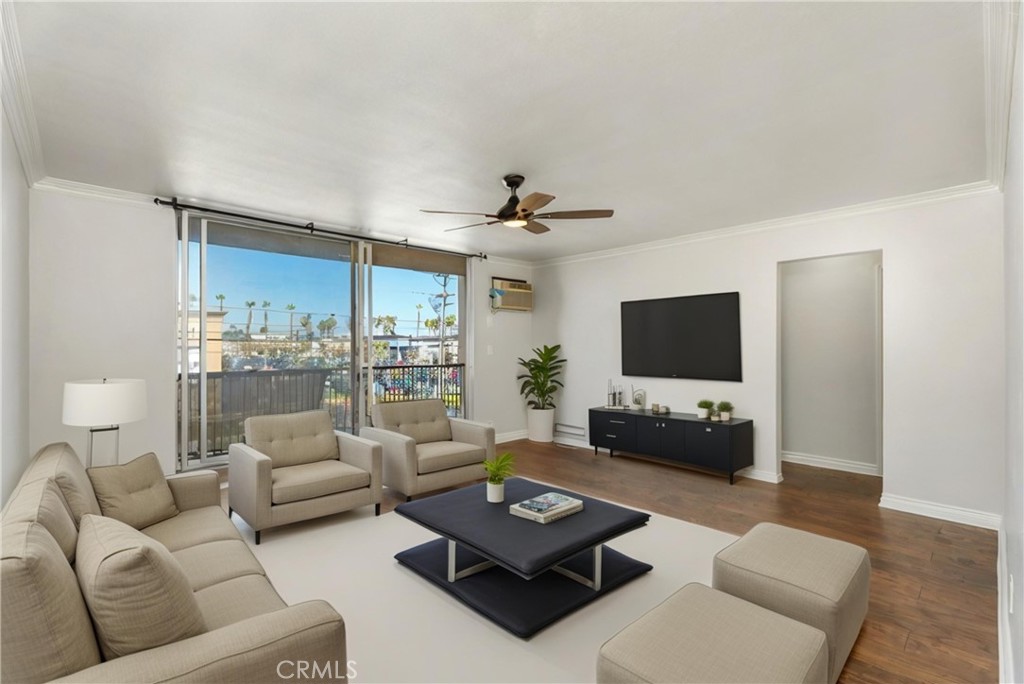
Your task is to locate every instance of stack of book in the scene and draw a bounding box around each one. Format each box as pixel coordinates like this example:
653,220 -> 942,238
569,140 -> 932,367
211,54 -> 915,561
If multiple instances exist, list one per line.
509,492 -> 584,524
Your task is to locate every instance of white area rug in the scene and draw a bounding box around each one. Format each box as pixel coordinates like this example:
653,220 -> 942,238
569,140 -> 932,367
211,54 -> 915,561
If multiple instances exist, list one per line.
242,493 -> 737,684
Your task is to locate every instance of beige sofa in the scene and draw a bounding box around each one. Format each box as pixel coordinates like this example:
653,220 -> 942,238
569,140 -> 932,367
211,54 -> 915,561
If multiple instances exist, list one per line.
360,399 -> 494,500
1,442 -> 346,683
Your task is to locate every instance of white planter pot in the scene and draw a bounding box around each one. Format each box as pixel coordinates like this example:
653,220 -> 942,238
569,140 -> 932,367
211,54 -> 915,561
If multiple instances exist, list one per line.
720,411 -> 732,422
696,408 -> 710,419
486,482 -> 505,503
527,408 -> 555,442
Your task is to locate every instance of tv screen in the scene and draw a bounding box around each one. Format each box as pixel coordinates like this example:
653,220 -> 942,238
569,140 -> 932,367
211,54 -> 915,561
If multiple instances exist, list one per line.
621,292 -> 742,381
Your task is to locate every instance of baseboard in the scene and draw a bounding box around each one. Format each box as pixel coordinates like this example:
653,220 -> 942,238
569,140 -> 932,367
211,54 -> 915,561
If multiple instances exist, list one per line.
878,493 -> 1002,530
739,467 -> 784,484
496,430 -> 528,444
782,451 -> 881,476
998,524 -> 1015,684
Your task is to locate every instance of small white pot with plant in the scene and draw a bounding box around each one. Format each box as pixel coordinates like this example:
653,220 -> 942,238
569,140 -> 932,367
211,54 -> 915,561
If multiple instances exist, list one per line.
717,401 -> 734,422
696,399 -> 715,419
483,452 -> 515,503
517,344 -> 566,443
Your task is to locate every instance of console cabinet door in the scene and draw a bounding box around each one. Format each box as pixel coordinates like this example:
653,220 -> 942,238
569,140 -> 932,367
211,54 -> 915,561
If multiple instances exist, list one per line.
659,420 -> 687,462
684,422 -> 731,470
635,416 -> 661,455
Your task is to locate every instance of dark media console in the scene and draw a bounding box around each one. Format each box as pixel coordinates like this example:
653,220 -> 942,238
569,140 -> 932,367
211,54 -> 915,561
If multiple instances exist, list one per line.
588,407 -> 753,484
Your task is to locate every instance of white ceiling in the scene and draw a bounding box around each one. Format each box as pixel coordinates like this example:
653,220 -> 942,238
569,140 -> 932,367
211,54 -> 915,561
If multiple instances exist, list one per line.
13,2 -> 988,262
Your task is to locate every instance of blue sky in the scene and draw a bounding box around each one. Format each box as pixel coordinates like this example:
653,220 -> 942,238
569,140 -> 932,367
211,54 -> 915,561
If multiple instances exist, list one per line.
202,244 -> 458,337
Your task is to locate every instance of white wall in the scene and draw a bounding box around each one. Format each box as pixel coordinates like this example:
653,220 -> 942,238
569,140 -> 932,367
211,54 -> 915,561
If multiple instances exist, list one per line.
1001,8 -> 1023,680
28,190 -> 178,473
531,190 -> 1005,517
469,257 -> 534,440
1,109 -> 31,502
780,252 -> 881,473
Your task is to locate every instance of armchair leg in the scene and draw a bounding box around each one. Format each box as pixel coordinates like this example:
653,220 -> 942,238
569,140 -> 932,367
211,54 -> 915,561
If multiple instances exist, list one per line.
254,530 -> 261,545
406,495 -> 412,503
228,507 -> 233,518
375,503 -> 381,516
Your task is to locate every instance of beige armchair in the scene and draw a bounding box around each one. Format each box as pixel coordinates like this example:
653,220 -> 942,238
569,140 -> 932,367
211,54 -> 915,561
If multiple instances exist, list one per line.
229,410 -> 381,544
360,399 -> 494,500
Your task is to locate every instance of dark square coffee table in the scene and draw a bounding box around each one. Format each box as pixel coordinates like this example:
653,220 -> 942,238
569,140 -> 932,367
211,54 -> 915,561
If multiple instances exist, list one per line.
394,478 -> 652,638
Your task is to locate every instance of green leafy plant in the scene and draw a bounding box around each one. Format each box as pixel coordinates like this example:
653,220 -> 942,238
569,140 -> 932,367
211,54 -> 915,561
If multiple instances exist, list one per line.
716,401 -> 734,414
697,399 -> 715,410
516,344 -> 566,410
483,452 -> 515,485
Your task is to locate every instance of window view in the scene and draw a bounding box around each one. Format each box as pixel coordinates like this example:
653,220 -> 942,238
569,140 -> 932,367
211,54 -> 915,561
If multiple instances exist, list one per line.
178,219 -> 466,468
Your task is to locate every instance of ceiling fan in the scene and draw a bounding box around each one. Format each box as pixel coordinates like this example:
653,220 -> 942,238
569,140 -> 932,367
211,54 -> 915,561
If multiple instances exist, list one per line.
421,174 -> 614,234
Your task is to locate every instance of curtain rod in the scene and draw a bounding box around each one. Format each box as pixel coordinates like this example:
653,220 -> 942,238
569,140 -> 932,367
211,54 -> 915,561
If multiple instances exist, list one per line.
152,196 -> 487,261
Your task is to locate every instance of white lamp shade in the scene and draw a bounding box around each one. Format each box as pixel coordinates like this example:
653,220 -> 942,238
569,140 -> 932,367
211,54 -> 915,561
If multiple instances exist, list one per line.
62,379 -> 147,427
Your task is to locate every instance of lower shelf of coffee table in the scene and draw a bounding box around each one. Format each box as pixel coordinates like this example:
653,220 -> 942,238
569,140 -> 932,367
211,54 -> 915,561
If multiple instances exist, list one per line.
395,538 -> 653,639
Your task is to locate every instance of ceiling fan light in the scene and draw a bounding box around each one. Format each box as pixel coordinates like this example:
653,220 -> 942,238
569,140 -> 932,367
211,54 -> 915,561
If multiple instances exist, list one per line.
503,219 -> 528,228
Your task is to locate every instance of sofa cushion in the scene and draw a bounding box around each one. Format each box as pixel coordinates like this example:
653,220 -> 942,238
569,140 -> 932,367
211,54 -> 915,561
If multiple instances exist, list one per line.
2,477 -> 79,561
271,459 -> 371,504
416,440 -> 486,475
76,514 -> 207,659
1,521 -> 102,683
195,574 -> 287,631
142,506 -> 241,552
87,453 -> 179,529
373,399 -> 452,444
18,442 -> 101,524
245,410 -> 340,468
172,539 -> 265,591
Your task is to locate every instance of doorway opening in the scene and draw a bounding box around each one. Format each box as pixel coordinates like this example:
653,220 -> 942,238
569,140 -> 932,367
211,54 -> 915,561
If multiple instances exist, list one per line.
778,251 -> 883,476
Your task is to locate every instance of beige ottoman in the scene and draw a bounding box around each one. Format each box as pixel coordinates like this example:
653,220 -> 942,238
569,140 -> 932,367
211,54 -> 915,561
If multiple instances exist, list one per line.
597,583 -> 828,684
713,523 -> 870,684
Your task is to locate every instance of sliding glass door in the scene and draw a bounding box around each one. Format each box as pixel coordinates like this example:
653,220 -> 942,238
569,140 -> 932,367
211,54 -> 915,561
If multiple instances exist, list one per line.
177,215 -> 353,468
176,215 -> 470,470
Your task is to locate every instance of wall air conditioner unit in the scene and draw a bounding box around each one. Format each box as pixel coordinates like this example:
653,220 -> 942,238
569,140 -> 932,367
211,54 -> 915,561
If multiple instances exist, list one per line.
491,278 -> 533,312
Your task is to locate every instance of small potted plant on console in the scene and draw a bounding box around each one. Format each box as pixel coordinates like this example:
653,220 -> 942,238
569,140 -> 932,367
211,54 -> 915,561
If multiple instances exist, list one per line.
717,401 -> 734,422
696,399 -> 715,419
483,451 -> 515,503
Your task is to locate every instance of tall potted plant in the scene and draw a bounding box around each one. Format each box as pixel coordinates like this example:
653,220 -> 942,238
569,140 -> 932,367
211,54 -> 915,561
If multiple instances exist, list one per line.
516,344 -> 566,442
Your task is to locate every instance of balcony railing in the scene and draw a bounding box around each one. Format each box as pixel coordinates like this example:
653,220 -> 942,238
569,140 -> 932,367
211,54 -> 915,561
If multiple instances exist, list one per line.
179,363 -> 464,459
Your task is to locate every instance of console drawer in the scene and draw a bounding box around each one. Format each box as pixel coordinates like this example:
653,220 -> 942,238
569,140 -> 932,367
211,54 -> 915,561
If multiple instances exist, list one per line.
589,412 -> 636,451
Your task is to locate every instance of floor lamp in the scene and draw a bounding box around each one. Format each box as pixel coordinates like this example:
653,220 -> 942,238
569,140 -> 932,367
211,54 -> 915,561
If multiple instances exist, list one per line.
62,378 -> 147,467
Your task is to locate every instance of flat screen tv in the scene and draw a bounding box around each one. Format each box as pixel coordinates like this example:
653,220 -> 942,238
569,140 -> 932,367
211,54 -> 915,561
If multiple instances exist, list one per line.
621,292 -> 742,381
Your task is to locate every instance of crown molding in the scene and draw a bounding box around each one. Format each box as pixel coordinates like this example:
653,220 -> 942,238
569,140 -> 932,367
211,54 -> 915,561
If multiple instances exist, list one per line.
984,0 -> 1021,189
33,176 -> 160,208
533,180 -> 997,269
1,1 -> 45,184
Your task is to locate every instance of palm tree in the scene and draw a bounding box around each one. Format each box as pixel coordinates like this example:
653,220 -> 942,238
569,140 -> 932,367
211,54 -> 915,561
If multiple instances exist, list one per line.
244,301 -> 257,339
317,319 -> 329,339
298,314 -> 312,341
444,314 -> 457,329
326,316 -> 338,338
374,314 -> 398,335
424,317 -> 439,333
415,303 -> 424,337
261,300 -> 271,334
215,293 -> 226,311
286,304 -> 296,339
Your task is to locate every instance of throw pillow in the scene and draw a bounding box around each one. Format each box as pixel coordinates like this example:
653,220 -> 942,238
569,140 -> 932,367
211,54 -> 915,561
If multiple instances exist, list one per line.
75,514 -> 206,659
87,453 -> 178,529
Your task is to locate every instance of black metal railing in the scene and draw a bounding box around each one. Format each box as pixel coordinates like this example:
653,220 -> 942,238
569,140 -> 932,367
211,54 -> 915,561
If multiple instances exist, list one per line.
179,363 -> 465,458
371,363 -> 464,416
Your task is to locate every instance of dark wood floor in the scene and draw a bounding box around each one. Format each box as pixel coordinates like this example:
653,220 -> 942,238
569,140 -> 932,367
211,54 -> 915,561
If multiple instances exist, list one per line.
379,440 -> 999,684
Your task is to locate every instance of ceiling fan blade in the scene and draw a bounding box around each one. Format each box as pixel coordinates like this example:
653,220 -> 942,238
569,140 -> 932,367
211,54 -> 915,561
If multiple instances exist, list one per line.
421,209 -> 498,217
522,221 -> 550,234
517,192 -> 556,213
444,220 -> 501,233
533,209 -> 614,220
